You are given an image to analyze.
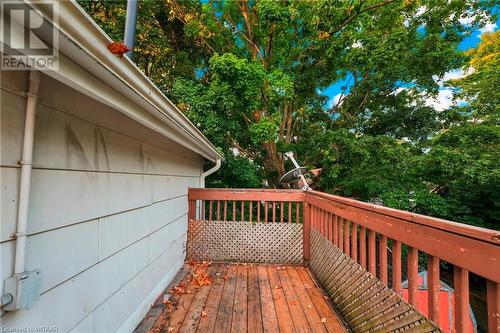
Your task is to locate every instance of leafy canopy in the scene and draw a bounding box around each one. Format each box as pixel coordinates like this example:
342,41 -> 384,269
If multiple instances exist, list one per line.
79,0 -> 498,229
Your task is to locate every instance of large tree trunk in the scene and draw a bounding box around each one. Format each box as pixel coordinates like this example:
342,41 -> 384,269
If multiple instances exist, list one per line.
262,141 -> 285,188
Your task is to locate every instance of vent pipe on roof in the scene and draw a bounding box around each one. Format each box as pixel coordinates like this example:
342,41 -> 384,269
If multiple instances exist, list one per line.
124,0 -> 138,59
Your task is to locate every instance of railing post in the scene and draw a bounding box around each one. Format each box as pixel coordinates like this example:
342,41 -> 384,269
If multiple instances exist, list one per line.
188,199 -> 195,221
303,201 -> 310,263
487,280 -> 500,333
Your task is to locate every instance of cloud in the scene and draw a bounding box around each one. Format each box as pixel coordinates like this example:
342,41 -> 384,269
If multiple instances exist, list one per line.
458,15 -> 475,26
392,86 -> 459,111
425,89 -> 454,111
479,22 -> 497,34
415,6 -> 427,17
433,68 -> 473,87
351,41 -> 363,48
328,93 -> 343,108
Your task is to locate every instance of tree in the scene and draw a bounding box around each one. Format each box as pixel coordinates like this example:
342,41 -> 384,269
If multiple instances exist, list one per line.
164,0 -> 493,187
418,30 -> 500,229
450,30 -> 500,125
79,0 -> 498,228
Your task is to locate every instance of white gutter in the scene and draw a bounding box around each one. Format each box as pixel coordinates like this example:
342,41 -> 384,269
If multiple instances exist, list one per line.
14,70 -> 40,274
200,158 -> 222,188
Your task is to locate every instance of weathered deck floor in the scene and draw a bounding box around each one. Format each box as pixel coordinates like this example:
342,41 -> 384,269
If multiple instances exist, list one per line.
136,262 -> 347,333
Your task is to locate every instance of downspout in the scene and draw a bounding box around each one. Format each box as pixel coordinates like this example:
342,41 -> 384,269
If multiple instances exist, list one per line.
14,70 -> 40,274
200,158 -> 221,188
124,0 -> 138,59
1,70 -> 42,312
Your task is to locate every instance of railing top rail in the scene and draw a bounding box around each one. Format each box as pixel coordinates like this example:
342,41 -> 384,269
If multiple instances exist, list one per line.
188,187 -> 305,202
308,190 -> 500,246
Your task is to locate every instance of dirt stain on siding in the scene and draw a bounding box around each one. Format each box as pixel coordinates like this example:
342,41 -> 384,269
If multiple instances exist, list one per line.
94,127 -> 110,170
65,123 -> 91,169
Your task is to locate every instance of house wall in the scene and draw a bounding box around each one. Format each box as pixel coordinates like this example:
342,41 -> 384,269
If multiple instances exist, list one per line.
0,71 -> 203,332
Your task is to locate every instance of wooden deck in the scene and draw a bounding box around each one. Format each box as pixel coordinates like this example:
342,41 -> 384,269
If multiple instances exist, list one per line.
137,262 -> 347,333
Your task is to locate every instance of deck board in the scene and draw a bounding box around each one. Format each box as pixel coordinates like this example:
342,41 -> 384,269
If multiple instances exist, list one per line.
139,263 -> 348,333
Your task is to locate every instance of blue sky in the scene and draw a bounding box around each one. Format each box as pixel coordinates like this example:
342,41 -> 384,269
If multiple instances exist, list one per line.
321,16 -> 499,110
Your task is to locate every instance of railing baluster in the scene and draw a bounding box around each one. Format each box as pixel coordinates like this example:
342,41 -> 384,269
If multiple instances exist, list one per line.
327,212 -> 333,242
201,200 -> 205,220
379,235 -> 387,284
216,200 -> 220,222
209,200 -> 213,223
280,202 -> 284,223
288,202 -> 292,223
368,230 -> 376,275
314,208 -> 319,232
233,200 -> 236,222
408,247 -> 418,307
272,202 -> 276,223
351,223 -> 358,262
295,202 -> 299,224
344,220 -> 350,257
333,215 -> 338,246
454,266 -> 469,333
428,255 -> 440,324
360,226 -> 366,268
241,201 -> 245,222
311,206 -> 318,229
392,240 -> 402,295
249,201 -> 253,223
264,201 -> 268,223
320,209 -> 325,236
338,217 -> 344,250
257,201 -> 261,223
323,210 -> 328,237
223,201 -> 227,222
487,280 -> 500,333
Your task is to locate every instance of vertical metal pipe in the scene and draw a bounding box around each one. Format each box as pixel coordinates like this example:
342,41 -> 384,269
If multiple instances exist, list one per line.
14,70 -> 40,274
124,0 -> 139,59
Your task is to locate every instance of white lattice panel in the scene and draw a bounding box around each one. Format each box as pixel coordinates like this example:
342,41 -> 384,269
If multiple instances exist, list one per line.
187,220 -> 303,264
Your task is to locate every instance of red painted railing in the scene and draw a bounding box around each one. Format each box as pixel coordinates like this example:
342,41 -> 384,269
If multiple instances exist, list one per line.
188,188 -> 500,333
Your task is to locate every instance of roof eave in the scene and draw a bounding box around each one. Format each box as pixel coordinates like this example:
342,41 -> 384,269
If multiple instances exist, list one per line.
25,0 -> 223,162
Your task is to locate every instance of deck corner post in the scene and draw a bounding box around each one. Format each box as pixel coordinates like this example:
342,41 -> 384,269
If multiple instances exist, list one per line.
188,199 -> 196,221
303,200 -> 311,263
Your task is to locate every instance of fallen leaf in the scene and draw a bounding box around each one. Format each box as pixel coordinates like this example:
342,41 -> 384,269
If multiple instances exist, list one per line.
171,286 -> 191,295
191,269 -> 211,287
201,310 -> 207,318
307,304 -> 312,309
321,318 -> 327,323
167,327 -> 174,332
290,300 -> 297,305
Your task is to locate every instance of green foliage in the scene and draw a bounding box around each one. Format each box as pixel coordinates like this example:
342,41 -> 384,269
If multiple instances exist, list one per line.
80,0 -> 498,229
206,154 -> 262,189
420,125 -> 500,228
249,117 -> 278,145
